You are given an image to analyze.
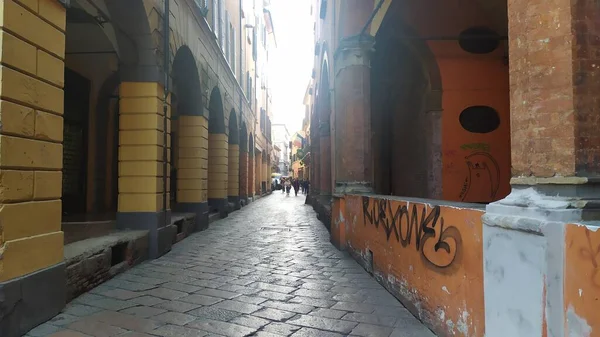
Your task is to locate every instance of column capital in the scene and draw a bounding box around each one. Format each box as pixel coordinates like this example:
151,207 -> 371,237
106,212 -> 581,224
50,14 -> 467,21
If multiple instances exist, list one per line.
334,34 -> 375,71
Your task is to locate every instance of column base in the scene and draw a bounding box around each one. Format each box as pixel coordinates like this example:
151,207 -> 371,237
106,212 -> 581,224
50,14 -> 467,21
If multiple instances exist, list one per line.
239,195 -> 249,207
483,186 -> 573,337
176,202 -> 209,231
0,263 -> 66,337
208,198 -> 229,218
491,180 -> 600,222
228,196 -> 241,210
334,181 -> 373,195
116,210 -> 175,259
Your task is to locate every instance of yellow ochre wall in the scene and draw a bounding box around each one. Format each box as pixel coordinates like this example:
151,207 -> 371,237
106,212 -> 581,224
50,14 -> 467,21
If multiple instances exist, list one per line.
118,82 -> 171,213
0,0 -> 66,282
178,116 -> 209,203
208,133 -> 228,199
228,144 -> 240,197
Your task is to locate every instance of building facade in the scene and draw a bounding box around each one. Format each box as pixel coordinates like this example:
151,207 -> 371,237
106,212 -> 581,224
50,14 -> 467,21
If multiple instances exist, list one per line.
290,131 -> 307,179
0,0 -> 275,335
308,0 -> 600,336
272,123 -> 291,175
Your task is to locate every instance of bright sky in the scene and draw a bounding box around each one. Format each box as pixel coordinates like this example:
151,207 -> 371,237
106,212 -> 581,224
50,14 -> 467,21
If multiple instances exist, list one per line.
268,0 -> 314,134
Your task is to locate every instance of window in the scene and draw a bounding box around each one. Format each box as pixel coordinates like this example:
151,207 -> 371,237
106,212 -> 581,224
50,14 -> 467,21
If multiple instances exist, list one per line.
320,0 -> 327,19
225,11 -> 230,58
212,0 -> 219,37
260,108 -> 266,132
247,71 -> 253,107
252,16 -> 258,61
219,0 -> 225,47
230,22 -> 236,74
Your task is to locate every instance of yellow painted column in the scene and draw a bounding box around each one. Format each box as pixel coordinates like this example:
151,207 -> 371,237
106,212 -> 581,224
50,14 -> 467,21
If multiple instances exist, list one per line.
0,0 -> 66,282
228,144 -> 240,197
118,82 -> 170,214
118,82 -> 174,259
0,0 -> 67,333
177,116 -> 208,204
208,133 -> 228,209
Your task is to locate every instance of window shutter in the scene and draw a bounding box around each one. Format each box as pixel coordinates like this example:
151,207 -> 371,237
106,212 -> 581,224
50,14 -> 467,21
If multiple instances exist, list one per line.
219,0 -> 225,47
224,11 -> 229,57
231,22 -> 236,74
212,0 -> 218,35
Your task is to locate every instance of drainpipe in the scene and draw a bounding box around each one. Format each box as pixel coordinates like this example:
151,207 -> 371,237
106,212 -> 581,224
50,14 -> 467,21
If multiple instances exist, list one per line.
163,0 -> 170,227
239,0 -> 243,115
359,0 -> 384,40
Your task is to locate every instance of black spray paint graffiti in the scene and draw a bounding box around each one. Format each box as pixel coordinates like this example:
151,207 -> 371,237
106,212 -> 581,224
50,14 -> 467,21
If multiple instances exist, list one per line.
459,152 -> 500,202
362,197 -> 462,271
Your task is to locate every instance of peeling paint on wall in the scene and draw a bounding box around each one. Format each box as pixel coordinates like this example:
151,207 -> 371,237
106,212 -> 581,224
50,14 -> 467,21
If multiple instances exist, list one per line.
343,195 -> 484,337
565,224 -> 600,337
567,306 -> 591,337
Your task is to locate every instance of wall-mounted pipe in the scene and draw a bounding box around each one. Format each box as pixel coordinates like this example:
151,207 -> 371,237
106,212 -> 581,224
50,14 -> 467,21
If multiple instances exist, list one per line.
359,0 -> 385,38
163,0 -> 170,227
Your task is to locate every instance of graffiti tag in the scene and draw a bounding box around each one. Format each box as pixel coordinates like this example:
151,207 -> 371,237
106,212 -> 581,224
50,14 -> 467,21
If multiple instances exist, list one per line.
460,142 -> 490,152
362,197 -> 462,271
459,152 -> 500,203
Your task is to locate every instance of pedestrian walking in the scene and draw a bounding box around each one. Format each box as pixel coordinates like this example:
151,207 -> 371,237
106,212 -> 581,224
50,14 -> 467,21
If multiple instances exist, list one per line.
285,179 -> 291,196
293,179 -> 300,196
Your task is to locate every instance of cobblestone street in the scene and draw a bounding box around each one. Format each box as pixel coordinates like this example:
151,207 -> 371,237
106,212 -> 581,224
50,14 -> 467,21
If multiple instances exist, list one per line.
32,194 -> 435,337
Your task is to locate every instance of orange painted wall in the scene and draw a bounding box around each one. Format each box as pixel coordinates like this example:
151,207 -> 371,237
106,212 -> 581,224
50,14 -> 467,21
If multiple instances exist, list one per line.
436,47 -> 511,203
564,224 -> 600,336
342,195 -> 485,337
397,0 -> 511,203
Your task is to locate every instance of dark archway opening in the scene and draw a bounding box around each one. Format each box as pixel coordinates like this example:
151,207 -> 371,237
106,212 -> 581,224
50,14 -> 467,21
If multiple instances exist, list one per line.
371,11 -> 443,200
61,2 -> 123,243
228,110 -> 240,207
208,87 -> 227,213
171,46 -> 203,209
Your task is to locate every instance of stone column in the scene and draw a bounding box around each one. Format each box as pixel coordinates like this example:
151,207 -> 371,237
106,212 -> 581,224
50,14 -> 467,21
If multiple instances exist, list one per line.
117,82 -> 174,258
175,115 -> 209,230
333,35 -> 375,194
319,121 -> 332,195
483,1 -> 600,336
248,151 -> 255,198
208,133 -> 228,216
255,151 -> 261,195
239,149 -> 249,203
228,143 -> 240,209
261,152 -> 268,194
0,1 -> 67,334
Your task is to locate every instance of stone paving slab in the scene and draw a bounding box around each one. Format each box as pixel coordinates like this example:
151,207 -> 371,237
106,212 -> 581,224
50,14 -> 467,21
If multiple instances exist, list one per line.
29,194 -> 435,337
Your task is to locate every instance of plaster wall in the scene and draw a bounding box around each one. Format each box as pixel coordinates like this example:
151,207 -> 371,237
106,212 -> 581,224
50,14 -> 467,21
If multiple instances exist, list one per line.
339,195 -> 485,337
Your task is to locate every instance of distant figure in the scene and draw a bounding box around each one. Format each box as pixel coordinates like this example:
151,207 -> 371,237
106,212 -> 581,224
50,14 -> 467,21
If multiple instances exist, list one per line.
293,179 -> 300,196
305,180 -> 310,195
285,179 -> 291,195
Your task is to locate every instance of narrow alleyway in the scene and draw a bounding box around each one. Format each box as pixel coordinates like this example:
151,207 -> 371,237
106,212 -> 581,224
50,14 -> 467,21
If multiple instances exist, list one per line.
31,194 -> 435,337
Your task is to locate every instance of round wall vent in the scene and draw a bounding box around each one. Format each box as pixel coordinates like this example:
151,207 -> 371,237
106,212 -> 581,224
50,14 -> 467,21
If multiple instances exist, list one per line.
459,106 -> 500,133
459,27 -> 500,54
